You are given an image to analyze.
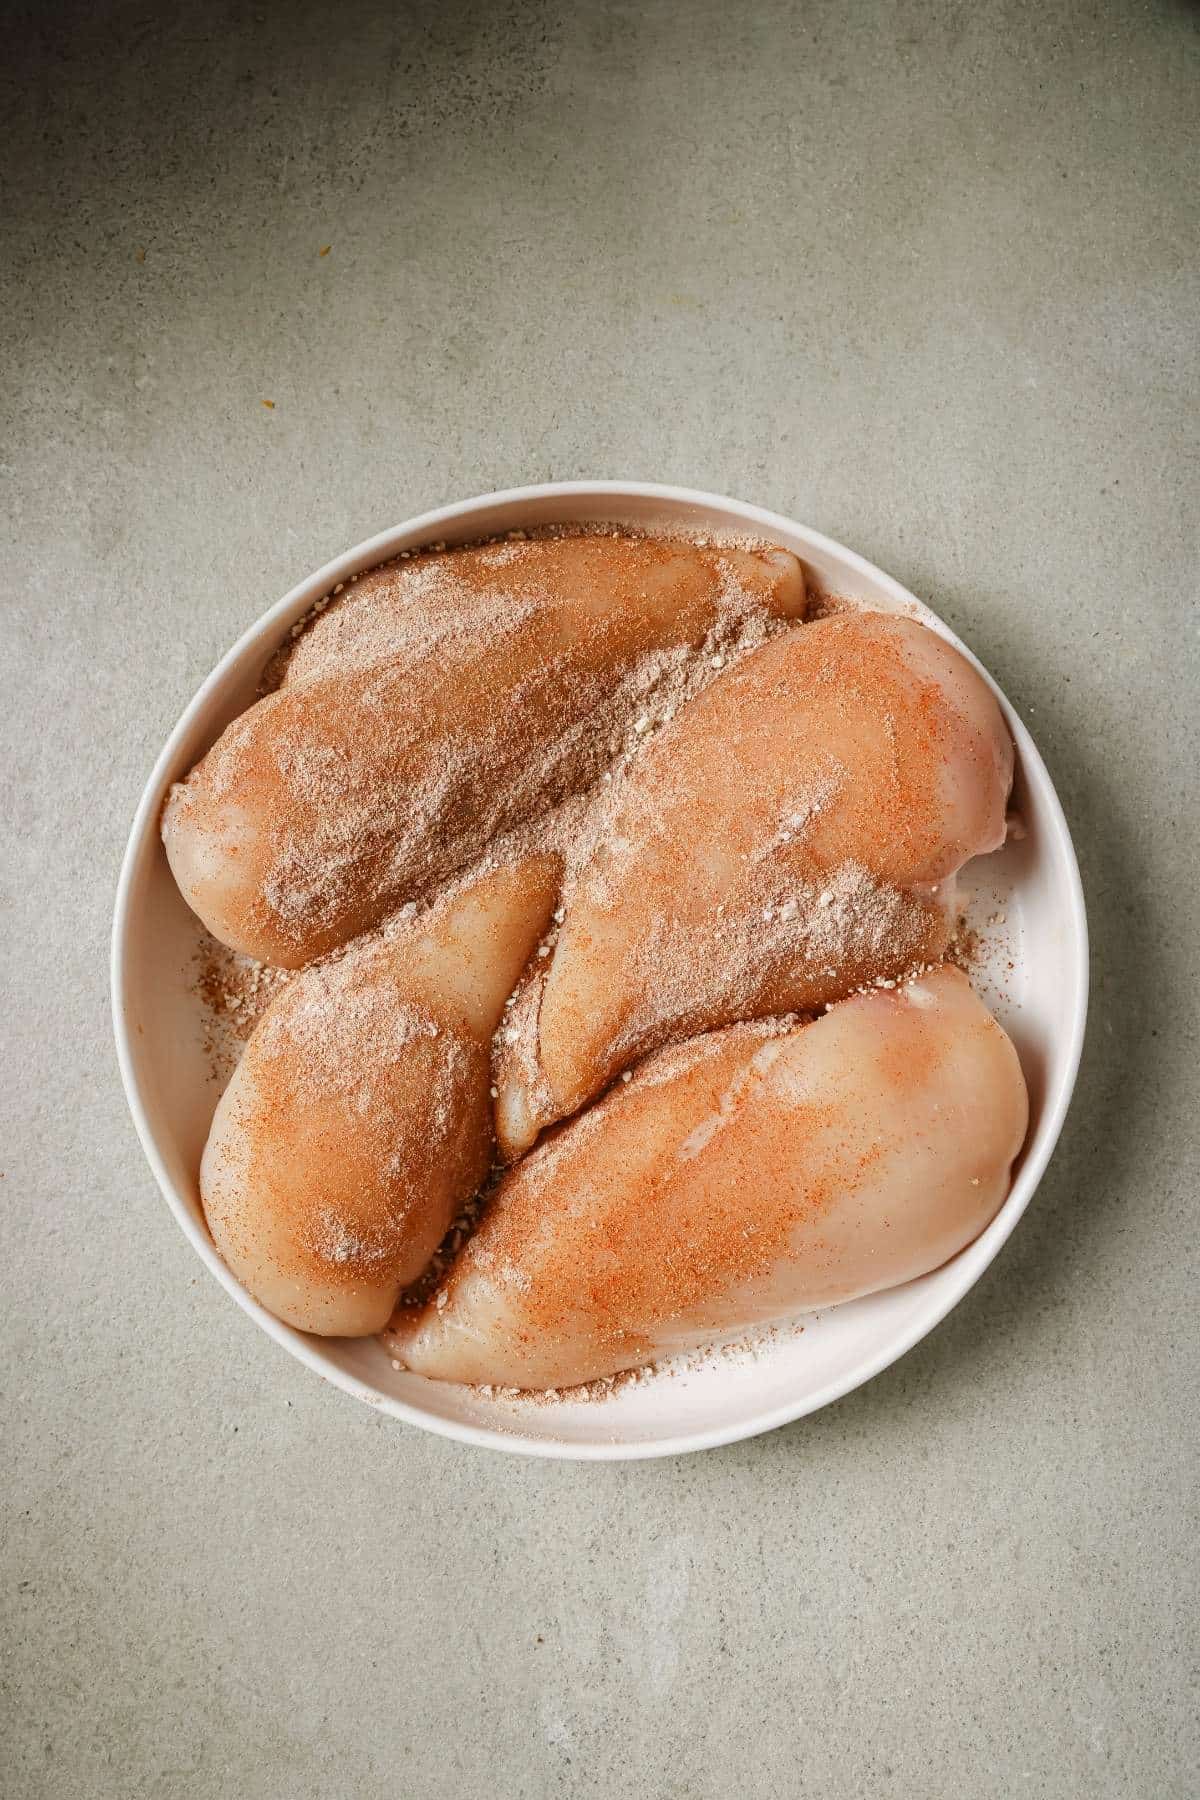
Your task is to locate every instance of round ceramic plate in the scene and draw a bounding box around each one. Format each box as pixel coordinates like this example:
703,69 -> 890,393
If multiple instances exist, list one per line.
112,482 -> 1087,1459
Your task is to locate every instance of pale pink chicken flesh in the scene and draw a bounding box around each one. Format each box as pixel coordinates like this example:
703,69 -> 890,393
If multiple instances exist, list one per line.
395,967 -> 1028,1390
163,535 -> 806,966
200,856 -> 559,1335
494,610 -> 1013,1160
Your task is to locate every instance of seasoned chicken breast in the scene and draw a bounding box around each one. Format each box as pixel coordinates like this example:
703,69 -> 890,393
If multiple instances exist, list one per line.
163,536 -> 805,965
200,856 -> 559,1335
495,612 -> 1012,1158
399,968 -> 1028,1390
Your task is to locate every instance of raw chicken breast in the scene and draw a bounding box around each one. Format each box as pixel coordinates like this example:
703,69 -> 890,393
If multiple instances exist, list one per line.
163,535 -> 806,965
200,855 -> 559,1336
396,968 -> 1028,1390
495,611 -> 1012,1159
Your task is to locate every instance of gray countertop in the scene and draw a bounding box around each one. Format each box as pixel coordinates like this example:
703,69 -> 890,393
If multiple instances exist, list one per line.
3,2 -> 1197,1795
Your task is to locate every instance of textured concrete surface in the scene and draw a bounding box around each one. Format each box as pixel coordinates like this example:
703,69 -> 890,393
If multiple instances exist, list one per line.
2,1 -> 1198,1795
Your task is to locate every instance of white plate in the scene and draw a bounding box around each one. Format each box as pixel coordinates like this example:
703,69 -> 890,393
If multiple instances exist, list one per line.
112,483 -> 1088,1460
